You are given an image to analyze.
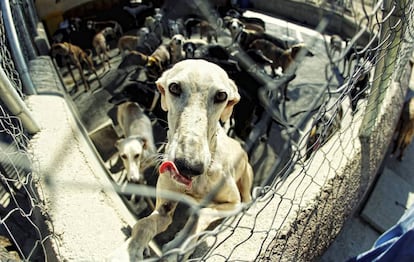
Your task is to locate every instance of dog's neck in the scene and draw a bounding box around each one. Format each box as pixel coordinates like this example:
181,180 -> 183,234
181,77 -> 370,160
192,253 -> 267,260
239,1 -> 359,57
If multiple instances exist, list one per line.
207,123 -> 222,162
232,29 -> 245,44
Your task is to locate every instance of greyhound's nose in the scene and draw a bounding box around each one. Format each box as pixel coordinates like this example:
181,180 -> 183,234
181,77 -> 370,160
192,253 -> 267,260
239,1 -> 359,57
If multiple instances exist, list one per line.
174,158 -> 204,177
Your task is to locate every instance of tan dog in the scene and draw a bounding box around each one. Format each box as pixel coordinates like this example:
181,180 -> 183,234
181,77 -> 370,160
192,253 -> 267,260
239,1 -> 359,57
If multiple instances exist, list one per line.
199,20 -> 219,43
224,16 -> 264,34
92,27 -> 114,70
248,39 -> 312,100
117,28 -> 149,57
145,44 -> 170,81
391,97 -> 414,161
117,50 -> 149,70
87,20 -> 123,37
248,39 -> 311,74
109,59 -> 253,261
168,34 -> 185,64
50,42 -> 101,92
115,101 -> 157,183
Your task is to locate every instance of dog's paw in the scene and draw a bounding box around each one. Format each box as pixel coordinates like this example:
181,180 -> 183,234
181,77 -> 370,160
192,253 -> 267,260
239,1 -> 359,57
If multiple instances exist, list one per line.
106,238 -> 146,262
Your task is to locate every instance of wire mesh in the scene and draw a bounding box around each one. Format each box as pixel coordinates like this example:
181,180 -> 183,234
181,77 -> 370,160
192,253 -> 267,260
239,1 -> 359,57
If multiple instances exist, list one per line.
0,10 -> 24,98
9,0 -> 37,61
1,0 -> 414,261
0,4 -> 49,262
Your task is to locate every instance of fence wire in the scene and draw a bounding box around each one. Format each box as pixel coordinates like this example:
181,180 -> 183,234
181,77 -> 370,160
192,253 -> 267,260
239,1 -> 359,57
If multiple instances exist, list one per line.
0,5 -> 49,262
1,0 -> 414,261
0,11 -> 23,98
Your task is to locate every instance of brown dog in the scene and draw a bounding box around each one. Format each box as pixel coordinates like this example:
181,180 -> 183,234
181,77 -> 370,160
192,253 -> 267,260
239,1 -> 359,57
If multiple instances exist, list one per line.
391,97 -> 414,161
145,44 -> 171,81
248,39 -> 312,100
249,39 -> 312,74
117,28 -> 149,57
199,20 -> 219,43
50,42 -> 101,92
117,50 -> 149,70
92,27 -> 115,70
109,59 -> 253,261
305,103 -> 343,160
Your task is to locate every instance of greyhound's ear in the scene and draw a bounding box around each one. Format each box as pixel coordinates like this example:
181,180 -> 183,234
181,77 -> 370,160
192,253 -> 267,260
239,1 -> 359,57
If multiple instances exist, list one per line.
155,81 -> 168,111
139,137 -> 148,149
115,139 -> 122,149
291,43 -> 311,58
290,45 -> 301,58
223,16 -> 231,27
220,79 -> 240,122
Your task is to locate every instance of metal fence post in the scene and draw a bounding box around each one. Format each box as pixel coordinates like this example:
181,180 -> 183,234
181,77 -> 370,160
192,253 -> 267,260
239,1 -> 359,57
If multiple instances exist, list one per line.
358,0 -> 407,191
1,0 -> 37,95
24,0 -> 39,37
0,67 -> 40,134
11,0 -> 37,60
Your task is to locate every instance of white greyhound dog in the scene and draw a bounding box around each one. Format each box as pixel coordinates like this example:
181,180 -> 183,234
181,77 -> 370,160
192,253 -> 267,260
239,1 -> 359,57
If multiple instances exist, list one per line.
109,59 -> 253,261
115,101 -> 156,184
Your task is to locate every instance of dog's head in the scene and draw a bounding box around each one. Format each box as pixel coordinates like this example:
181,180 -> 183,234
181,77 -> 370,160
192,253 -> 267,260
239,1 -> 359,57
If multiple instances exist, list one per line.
225,17 -> 244,38
305,105 -> 343,160
169,34 -> 185,51
155,59 -> 240,187
50,42 -> 69,57
146,56 -> 163,80
115,136 -> 148,184
137,27 -> 150,38
289,43 -> 314,58
183,42 -> 196,58
102,27 -> 116,38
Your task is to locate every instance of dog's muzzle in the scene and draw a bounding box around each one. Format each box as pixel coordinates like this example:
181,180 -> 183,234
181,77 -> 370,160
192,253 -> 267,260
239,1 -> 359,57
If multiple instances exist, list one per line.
160,161 -> 197,189
174,158 -> 204,177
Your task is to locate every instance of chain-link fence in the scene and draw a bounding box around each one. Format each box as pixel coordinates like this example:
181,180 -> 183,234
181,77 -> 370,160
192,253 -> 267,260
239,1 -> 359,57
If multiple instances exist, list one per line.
0,0 -> 49,261
1,0 -> 414,261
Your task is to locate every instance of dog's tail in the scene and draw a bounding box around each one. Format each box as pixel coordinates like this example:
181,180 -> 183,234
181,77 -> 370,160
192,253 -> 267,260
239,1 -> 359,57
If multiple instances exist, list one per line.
85,49 -> 94,58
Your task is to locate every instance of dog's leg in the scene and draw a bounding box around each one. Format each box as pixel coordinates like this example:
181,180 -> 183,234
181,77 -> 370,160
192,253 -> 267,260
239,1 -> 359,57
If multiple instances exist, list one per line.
80,66 -> 91,92
109,199 -> 177,261
282,83 -> 290,101
391,135 -> 401,156
397,138 -> 408,161
127,200 -> 177,260
65,62 -> 79,92
97,48 -> 105,70
105,48 -> 111,69
162,206 -> 228,261
237,158 -> 254,203
85,56 -> 102,88
73,59 -> 90,92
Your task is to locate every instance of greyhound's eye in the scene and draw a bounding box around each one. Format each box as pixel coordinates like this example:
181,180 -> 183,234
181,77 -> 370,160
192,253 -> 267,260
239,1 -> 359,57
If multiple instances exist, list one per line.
168,83 -> 181,96
120,154 -> 127,160
134,154 -> 140,160
214,91 -> 228,103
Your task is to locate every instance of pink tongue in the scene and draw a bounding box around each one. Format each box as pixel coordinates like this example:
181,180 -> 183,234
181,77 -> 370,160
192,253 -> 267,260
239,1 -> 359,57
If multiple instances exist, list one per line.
159,161 -> 192,189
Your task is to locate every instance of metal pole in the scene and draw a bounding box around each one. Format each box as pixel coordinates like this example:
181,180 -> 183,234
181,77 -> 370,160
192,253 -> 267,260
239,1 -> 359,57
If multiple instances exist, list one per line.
359,0 -> 405,144
10,0 -> 37,60
358,0 -> 406,188
1,0 -> 37,95
24,0 -> 39,36
0,67 -> 40,135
